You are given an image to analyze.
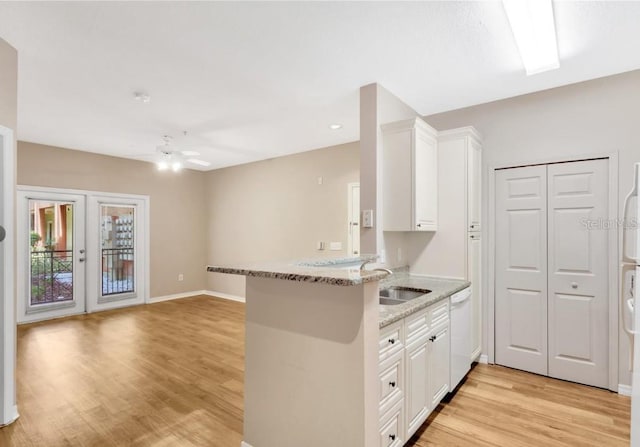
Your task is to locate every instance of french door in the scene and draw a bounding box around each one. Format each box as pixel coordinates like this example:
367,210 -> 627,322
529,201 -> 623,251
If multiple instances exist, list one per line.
17,188 -> 148,323
17,191 -> 86,322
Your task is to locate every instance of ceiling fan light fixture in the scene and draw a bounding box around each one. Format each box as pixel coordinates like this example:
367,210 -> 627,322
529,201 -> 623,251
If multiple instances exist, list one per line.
171,161 -> 182,172
157,160 -> 169,171
503,0 -> 559,75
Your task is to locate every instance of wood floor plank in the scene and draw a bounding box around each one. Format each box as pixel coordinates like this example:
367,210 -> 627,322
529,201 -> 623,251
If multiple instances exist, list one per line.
0,296 -> 630,446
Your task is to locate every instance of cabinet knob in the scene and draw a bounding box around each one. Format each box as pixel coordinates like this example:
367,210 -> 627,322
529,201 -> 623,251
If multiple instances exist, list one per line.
429,335 -> 436,342
389,381 -> 396,388
416,223 -> 422,228
389,434 -> 396,441
388,338 -> 396,345
571,282 -> 578,289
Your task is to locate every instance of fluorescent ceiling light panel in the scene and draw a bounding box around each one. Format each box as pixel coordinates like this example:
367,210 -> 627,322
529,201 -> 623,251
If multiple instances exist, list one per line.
503,0 -> 559,75
187,158 -> 211,167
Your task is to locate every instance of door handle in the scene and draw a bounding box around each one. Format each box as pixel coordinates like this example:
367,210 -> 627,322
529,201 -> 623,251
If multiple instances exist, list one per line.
621,263 -> 638,337
0,225 -> 5,242
79,258 -> 85,263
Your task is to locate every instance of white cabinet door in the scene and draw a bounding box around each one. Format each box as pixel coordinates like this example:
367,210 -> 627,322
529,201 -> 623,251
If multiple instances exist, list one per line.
468,232 -> 481,361
429,323 -> 450,407
405,333 -> 430,439
467,139 -> 482,232
414,127 -> 438,230
495,165 -> 549,375
547,159 -> 609,388
382,118 -> 438,232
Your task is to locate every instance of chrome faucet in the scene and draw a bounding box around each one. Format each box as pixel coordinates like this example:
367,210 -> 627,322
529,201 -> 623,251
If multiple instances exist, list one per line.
360,259 -> 393,275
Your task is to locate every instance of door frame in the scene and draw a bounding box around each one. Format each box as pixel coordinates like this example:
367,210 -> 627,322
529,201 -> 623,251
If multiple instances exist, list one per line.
86,193 -> 148,313
16,190 -> 87,323
347,182 -> 360,256
16,186 -> 150,320
0,125 -> 18,425
487,152 -> 619,391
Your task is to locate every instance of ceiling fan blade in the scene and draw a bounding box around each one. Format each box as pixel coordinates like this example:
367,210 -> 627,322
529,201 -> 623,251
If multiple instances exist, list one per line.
179,150 -> 200,157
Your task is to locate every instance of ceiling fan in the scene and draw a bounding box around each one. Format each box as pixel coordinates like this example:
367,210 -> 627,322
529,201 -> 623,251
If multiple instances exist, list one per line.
154,134 -> 211,171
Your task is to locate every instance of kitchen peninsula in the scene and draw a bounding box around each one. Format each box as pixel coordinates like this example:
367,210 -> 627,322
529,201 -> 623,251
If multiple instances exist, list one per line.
207,259 -> 468,447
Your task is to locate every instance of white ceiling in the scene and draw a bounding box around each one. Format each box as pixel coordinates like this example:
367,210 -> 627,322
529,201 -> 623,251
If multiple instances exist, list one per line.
1,1 -> 639,171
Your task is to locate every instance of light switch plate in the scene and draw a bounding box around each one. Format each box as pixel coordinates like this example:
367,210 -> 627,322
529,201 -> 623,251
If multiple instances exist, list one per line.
362,210 -> 374,228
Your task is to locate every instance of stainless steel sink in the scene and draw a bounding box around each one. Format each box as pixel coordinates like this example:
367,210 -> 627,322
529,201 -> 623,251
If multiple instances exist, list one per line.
379,286 -> 430,305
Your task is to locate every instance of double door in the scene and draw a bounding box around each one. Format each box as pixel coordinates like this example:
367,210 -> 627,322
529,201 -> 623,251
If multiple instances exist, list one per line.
495,159 -> 610,388
17,188 -> 148,323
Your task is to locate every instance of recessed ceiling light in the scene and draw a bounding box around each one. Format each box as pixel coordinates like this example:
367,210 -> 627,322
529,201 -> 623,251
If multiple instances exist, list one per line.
329,124 -> 343,130
503,0 -> 559,76
134,91 -> 151,103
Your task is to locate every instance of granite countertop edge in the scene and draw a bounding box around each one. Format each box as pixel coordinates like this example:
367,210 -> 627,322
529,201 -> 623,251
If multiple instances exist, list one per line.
206,264 -> 388,286
379,276 -> 471,329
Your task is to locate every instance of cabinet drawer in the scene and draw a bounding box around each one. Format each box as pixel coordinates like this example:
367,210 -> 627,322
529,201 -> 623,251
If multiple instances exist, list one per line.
429,300 -> 449,327
405,307 -> 429,343
379,400 -> 404,447
379,320 -> 403,361
379,350 -> 403,415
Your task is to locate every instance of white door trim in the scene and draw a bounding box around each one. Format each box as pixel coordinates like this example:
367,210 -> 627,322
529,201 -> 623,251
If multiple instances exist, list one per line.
487,152 -> 619,391
16,190 -> 87,323
86,194 -> 149,312
0,125 -> 18,425
16,185 -> 151,314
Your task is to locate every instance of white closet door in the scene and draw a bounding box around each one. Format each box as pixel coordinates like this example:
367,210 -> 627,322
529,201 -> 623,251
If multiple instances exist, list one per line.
495,166 -> 548,375
547,159 -> 609,387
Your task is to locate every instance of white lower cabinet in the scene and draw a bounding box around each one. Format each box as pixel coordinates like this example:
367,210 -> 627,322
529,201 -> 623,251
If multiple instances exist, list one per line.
405,332 -> 430,437
379,399 -> 404,447
428,323 -> 450,408
379,299 -> 451,445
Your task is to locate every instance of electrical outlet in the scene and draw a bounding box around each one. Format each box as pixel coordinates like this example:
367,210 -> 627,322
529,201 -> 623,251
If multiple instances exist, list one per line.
178,273 -> 184,281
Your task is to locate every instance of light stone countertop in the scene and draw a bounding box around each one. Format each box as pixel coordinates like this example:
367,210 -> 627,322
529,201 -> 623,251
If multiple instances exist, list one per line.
206,255 -> 387,286
379,274 -> 470,328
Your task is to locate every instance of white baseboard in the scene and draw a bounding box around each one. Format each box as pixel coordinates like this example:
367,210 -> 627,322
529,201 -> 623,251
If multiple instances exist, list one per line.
241,442 -> 254,447
147,290 -> 208,304
147,290 -> 246,304
618,384 -> 632,396
0,406 -> 19,427
204,290 -> 246,303
478,354 -> 489,364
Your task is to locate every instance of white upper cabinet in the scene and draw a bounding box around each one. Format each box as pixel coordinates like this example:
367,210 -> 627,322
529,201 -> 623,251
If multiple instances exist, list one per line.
382,117 -> 438,232
467,137 -> 482,232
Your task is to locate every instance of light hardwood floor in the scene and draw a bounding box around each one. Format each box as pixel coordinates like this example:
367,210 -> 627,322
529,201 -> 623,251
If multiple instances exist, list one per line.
0,295 -> 630,446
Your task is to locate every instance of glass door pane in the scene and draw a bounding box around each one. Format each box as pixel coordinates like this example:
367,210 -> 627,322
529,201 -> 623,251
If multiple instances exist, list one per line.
101,205 -> 135,297
29,200 -> 74,305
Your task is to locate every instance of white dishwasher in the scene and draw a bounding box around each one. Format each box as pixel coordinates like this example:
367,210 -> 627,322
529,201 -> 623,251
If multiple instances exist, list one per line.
450,287 -> 472,391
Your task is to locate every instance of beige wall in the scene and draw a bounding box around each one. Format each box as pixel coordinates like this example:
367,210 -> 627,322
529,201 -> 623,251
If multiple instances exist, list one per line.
425,69 -> 640,387
360,83 -> 419,265
206,142 -> 359,297
17,142 -> 208,298
0,39 -> 17,132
